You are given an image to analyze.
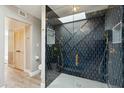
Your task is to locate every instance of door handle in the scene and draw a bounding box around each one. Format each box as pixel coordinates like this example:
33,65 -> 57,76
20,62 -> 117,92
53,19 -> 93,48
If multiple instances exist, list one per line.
16,50 -> 21,52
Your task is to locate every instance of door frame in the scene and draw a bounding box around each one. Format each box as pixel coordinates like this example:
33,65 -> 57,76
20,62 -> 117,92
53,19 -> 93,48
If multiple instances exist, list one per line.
5,17 -> 32,74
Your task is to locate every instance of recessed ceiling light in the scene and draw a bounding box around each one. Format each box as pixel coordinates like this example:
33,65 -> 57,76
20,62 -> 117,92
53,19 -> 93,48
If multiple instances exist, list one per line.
73,7 -> 77,12
73,6 -> 80,12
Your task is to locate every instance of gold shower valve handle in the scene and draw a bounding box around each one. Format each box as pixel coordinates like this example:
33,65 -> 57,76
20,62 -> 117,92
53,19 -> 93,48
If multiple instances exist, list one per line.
76,53 -> 79,66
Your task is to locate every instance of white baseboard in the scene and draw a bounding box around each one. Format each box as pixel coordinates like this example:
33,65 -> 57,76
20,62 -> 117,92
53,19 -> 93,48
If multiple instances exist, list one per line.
41,83 -> 45,88
29,70 -> 41,77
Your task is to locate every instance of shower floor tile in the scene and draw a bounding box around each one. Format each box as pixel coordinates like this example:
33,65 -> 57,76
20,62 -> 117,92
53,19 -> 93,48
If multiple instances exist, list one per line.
48,73 -> 107,88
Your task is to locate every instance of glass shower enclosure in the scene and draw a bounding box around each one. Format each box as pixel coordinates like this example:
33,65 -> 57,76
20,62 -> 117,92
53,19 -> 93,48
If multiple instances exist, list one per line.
45,5 -> 124,88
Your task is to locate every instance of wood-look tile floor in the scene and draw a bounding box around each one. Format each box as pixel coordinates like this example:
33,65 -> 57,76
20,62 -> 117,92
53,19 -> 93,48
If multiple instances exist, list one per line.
5,64 -> 41,88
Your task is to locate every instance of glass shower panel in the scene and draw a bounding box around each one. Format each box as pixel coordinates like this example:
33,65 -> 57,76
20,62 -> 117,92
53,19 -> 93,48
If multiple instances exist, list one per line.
45,5 -> 74,87
72,5 -> 107,84
46,5 -> 124,88
55,5 -> 107,86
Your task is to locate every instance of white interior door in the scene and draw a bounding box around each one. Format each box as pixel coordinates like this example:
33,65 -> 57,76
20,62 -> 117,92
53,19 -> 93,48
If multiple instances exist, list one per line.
14,28 -> 25,70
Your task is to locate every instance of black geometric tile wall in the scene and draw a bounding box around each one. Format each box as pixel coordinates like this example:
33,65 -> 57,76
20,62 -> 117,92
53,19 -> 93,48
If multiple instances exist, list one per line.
108,43 -> 123,87
55,16 -> 107,83
105,6 -> 123,87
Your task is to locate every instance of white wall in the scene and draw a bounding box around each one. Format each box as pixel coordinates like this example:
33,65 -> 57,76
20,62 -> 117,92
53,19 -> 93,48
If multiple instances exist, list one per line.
0,5 -> 41,87
4,28 -> 8,63
25,25 -> 31,71
31,19 -> 41,72
0,9 -> 5,87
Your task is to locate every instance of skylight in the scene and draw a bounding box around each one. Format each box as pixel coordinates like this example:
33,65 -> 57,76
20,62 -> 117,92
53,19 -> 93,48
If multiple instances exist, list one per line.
58,12 -> 86,23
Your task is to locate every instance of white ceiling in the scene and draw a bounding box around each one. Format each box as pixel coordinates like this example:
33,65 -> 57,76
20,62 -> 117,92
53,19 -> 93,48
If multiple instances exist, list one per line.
49,5 -> 108,17
15,5 -> 108,19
